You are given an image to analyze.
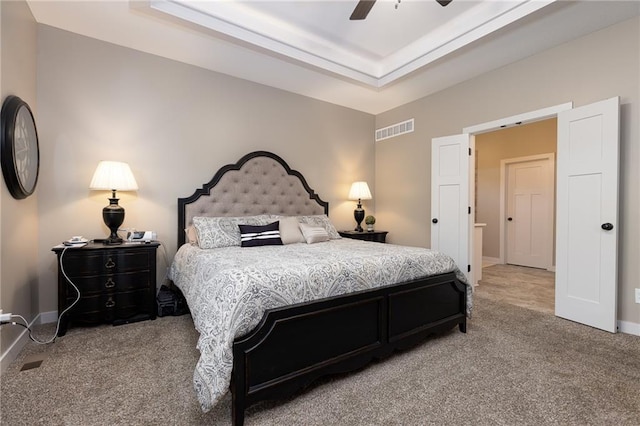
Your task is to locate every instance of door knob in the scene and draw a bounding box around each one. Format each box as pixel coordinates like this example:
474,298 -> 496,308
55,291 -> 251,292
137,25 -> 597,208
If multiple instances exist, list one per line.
507,217 -> 513,221
601,223 -> 614,231
432,218 -> 438,224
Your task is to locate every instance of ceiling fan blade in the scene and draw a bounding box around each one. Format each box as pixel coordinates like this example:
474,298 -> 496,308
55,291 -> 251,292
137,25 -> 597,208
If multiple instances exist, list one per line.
436,0 -> 453,6
350,0 -> 376,21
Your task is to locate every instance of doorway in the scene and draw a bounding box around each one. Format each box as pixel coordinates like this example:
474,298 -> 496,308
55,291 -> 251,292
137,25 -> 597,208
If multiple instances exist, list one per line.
474,119 -> 557,271
474,121 -> 557,314
453,98 -> 621,332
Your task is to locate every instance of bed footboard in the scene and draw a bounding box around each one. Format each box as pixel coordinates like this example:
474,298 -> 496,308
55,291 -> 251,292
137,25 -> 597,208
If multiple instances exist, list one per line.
231,272 -> 466,426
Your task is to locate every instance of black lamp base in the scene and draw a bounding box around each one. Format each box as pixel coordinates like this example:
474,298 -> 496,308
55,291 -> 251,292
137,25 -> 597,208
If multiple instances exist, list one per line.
354,202 -> 365,232
104,236 -> 123,245
102,197 -> 125,245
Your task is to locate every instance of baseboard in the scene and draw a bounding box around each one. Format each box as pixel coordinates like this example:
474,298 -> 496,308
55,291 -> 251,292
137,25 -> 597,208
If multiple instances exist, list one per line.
617,320 -> 640,336
0,313 -> 39,375
39,310 -> 58,324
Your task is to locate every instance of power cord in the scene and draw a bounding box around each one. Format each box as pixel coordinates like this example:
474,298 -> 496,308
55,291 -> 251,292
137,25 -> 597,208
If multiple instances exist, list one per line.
0,246 -> 81,344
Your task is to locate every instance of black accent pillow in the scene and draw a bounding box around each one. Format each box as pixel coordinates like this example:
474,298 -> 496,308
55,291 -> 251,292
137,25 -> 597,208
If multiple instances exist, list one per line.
239,221 -> 283,247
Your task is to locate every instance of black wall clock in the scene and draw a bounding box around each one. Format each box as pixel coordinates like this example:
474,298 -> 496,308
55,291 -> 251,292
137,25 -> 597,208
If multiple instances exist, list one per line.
1,95 -> 40,199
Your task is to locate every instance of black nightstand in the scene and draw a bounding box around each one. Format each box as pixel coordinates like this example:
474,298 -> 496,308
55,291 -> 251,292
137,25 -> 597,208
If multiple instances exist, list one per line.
339,230 -> 388,243
52,242 -> 159,336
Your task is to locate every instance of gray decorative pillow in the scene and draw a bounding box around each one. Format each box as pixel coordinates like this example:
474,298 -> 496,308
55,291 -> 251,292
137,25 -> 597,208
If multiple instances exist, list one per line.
193,215 -> 272,249
277,216 -> 305,244
296,215 -> 341,239
299,223 -> 330,244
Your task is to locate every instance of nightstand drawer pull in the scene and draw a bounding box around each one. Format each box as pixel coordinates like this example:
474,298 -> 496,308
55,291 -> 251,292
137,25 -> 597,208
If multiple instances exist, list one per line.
105,258 -> 116,269
104,278 -> 116,289
105,297 -> 116,308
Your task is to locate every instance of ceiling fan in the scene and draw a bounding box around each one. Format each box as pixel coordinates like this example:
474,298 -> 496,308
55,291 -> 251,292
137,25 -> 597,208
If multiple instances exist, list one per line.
350,0 -> 452,21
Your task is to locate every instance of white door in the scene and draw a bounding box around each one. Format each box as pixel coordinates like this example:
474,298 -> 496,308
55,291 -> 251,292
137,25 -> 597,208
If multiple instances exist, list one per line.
556,97 -> 619,333
506,155 -> 554,269
431,134 -> 472,282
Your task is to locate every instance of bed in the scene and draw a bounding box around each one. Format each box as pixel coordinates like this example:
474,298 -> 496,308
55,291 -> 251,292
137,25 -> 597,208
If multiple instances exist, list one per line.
169,151 -> 471,425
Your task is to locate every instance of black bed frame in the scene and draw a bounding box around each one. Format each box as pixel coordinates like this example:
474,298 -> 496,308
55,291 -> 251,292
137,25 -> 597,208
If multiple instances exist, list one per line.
177,151 -> 467,426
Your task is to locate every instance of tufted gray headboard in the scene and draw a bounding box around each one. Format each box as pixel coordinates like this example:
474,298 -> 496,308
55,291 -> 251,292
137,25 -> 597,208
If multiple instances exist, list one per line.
177,151 -> 329,247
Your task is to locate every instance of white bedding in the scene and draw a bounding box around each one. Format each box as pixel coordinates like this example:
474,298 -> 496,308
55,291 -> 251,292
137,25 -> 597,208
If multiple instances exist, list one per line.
168,239 -> 471,412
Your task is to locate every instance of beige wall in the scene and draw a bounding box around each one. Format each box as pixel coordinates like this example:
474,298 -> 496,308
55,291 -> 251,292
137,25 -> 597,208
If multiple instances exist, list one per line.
35,26 -> 375,316
375,17 -> 640,324
0,0 -> 39,368
476,119 -> 557,259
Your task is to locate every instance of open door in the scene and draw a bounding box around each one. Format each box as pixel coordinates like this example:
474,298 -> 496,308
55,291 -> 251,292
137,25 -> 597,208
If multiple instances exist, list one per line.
555,97 -> 620,332
431,134 -> 473,282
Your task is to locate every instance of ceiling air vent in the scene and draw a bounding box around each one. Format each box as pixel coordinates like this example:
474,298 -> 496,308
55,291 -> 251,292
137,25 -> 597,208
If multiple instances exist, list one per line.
375,119 -> 414,142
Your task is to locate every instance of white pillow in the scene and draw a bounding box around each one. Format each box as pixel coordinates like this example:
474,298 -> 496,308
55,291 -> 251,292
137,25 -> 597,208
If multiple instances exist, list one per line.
193,215 -> 272,249
278,216 -> 305,244
296,215 -> 341,239
299,223 -> 330,244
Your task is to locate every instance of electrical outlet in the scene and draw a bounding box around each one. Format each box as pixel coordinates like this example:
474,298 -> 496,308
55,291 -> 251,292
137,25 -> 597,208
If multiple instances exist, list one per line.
635,288 -> 640,304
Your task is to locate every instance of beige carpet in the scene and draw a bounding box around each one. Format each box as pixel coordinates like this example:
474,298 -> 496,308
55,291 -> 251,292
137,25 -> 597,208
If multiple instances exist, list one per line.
1,292 -> 638,425
477,264 -> 555,314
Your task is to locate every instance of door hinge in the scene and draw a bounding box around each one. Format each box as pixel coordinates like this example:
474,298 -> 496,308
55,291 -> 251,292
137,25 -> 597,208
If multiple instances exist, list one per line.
468,206 -> 471,214
469,148 -> 472,156
467,264 -> 471,272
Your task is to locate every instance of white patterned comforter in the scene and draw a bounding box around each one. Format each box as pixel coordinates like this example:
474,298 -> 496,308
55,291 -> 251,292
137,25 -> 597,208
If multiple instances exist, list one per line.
168,239 -> 471,412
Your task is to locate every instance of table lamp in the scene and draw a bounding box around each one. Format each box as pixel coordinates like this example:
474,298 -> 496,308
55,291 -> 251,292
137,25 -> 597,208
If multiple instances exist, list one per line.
89,161 -> 138,244
348,181 -> 372,232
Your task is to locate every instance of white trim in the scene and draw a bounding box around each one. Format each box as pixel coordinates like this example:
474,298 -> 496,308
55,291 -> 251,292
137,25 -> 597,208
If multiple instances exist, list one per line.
499,153 -> 555,269
0,313 -> 40,374
378,0 -> 556,87
463,102 -> 572,135
617,320 -> 640,336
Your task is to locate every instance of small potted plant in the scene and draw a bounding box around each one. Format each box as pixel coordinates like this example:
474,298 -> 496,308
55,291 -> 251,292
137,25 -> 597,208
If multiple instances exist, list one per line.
365,215 -> 376,232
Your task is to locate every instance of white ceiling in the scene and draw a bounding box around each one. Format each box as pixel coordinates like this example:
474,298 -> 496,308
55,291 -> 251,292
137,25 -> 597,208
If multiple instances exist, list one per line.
26,1 -> 640,114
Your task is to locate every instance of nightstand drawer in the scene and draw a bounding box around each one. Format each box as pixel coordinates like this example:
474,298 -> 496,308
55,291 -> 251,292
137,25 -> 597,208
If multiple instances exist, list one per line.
71,289 -> 154,323
61,250 -> 152,276
63,271 -> 151,295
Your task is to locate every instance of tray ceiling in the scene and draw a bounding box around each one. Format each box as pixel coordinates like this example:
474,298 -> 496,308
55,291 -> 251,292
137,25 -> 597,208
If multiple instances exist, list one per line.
147,0 -> 554,87
26,1 -> 640,114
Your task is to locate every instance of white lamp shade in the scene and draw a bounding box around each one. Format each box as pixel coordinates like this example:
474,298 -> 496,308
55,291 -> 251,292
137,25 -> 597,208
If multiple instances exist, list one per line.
348,181 -> 372,201
89,161 -> 139,191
